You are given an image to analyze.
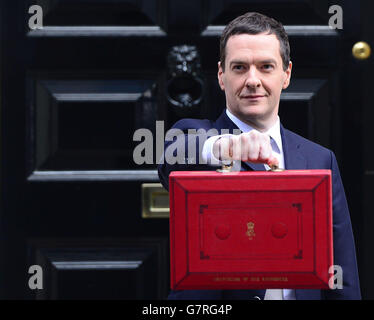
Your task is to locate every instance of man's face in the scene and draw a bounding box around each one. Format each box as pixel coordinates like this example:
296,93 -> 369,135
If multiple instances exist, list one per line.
218,33 -> 292,131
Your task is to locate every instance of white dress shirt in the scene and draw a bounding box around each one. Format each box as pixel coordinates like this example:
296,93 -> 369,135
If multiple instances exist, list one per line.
202,108 -> 296,300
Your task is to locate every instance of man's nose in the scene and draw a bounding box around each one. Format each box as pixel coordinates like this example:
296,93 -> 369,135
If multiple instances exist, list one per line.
245,67 -> 261,88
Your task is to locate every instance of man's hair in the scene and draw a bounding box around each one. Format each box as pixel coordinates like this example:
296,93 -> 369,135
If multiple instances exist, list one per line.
220,12 -> 290,71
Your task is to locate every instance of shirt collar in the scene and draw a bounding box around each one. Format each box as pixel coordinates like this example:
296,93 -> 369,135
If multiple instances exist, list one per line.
225,108 -> 283,153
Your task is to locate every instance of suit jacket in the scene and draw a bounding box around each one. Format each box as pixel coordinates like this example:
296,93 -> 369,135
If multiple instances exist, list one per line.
158,110 -> 361,300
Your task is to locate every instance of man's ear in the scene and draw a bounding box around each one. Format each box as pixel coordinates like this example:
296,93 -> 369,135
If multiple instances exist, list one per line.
218,61 -> 225,91
282,61 -> 292,89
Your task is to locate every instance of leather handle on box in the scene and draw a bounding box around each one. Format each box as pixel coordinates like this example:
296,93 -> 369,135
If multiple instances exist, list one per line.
268,163 -> 284,172
216,161 -> 284,172
216,161 -> 233,173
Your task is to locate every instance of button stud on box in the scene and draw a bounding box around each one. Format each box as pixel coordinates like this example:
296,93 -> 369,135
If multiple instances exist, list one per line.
271,222 -> 288,239
215,224 -> 231,240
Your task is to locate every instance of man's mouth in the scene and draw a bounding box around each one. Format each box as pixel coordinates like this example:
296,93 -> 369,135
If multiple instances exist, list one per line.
240,94 -> 265,99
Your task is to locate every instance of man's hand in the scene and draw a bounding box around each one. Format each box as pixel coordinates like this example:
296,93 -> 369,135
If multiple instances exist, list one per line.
212,131 -> 279,167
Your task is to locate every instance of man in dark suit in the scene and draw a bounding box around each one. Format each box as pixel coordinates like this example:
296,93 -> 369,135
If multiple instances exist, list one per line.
158,12 -> 361,300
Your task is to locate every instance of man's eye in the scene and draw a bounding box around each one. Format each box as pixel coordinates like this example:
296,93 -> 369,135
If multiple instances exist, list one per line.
262,64 -> 274,70
233,65 -> 244,71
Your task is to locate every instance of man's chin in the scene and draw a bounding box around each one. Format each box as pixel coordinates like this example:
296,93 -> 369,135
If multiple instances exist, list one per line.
235,112 -> 262,124
241,111 -> 264,121
228,106 -> 267,122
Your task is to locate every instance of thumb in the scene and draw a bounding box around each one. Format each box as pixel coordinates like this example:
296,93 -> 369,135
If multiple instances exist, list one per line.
267,155 -> 279,168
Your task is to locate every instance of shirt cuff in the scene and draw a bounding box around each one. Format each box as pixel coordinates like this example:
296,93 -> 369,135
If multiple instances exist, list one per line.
201,134 -> 233,166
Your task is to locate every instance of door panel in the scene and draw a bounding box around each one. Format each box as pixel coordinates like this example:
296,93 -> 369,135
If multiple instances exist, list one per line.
28,238 -> 168,299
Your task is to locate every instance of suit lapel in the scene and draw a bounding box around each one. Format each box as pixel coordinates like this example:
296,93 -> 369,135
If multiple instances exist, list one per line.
214,109 -> 241,134
281,125 -> 307,170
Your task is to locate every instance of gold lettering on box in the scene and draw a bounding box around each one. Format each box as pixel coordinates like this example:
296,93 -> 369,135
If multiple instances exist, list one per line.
261,277 -> 289,282
213,277 -> 241,282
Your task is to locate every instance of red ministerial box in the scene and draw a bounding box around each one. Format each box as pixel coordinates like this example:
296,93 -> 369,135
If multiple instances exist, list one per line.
169,170 -> 333,290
